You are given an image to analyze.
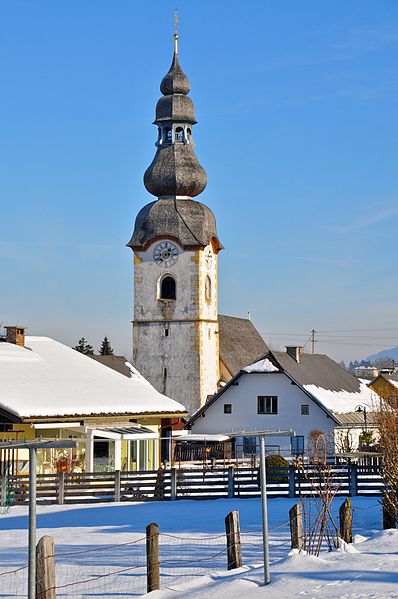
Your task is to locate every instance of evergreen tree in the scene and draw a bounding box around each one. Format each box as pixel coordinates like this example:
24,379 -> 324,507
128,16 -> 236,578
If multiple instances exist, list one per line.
99,336 -> 114,356
73,337 -> 94,355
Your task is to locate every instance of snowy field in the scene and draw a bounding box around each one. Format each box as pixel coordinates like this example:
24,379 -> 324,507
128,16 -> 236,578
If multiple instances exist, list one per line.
0,497 -> 396,598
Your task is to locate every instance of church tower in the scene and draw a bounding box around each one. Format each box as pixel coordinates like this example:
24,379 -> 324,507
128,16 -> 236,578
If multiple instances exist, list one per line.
127,32 -> 222,415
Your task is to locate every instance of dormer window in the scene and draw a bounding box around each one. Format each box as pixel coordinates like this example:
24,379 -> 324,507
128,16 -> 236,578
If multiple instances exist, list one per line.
160,275 -> 176,300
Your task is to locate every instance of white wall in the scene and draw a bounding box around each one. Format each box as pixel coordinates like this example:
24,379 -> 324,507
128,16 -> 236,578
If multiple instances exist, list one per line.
191,372 -> 336,455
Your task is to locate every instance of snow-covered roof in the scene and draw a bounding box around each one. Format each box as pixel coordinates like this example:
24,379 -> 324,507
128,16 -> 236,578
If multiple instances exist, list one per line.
304,379 -> 378,414
389,379 -> 398,390
243,357 -> 279,373
0,337 -> 186,419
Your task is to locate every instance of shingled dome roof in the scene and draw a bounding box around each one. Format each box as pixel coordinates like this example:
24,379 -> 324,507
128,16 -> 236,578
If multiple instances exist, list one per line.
144,144 -> 207,198
127,198 -> 222,251
160,52 -> 190,96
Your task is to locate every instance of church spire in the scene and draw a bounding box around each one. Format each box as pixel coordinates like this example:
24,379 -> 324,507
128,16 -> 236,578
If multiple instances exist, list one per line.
173,9 -> 179,54
143,30 -> 207,199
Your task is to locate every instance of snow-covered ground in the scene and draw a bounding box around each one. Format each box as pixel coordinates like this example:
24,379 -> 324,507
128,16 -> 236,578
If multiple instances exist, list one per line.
0,497 -> 396,598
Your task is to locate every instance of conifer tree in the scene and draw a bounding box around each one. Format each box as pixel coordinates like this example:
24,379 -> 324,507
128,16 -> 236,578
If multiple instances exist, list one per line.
99,336 -> 114,356
73,337 -> 94,355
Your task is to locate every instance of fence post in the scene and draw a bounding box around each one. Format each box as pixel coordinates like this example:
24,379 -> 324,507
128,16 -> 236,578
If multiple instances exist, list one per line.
288,466 -> 296,498
382,497 -> 397,529
170,467 -> 177,501
289,503 -> 303,550
349,464 -> 358,497
114,470 -> 121,502
0,474 -> 7,507
225,510 -> 242,570
339,498 -> 352,543
36,535 -> 55,599
227,466 -> 235,498
146,523 -> 160,592
57,472 -> 65,506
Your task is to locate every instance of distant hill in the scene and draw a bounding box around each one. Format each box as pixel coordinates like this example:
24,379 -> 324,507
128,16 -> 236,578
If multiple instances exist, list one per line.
366,347 -> 398,363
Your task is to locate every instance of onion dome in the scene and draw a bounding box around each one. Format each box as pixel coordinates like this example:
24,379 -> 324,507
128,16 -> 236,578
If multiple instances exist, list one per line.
144,143 -> 207,197
127,198 -> 223,251
143,34 -> 207,199
160,52 -> 190,96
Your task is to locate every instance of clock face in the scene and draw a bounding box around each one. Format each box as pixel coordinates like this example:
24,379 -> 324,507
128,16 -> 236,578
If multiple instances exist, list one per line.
205,248 -> 213,270
153,241 -> 178,268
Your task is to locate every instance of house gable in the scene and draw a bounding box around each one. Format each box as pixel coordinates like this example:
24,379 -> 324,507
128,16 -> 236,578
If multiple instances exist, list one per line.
190,371 -> 336,448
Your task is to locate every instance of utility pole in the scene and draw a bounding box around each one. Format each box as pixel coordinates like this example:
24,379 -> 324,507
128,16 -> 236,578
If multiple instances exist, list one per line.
311,329 -> 316,354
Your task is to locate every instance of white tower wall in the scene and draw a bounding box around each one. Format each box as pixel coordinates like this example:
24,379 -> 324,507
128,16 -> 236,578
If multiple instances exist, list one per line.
133,240 -> 219,415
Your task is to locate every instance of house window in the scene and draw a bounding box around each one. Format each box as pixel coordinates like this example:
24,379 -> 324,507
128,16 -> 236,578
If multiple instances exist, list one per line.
301,404 -> 309,415
291,435 -> 305,456
224,404 -> 232,414
160,276 -> 176,300
243,436 -> 256,454
257,395 -> 278,414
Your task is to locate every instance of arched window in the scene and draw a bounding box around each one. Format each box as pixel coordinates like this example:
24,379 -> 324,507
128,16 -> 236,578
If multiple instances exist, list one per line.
175,127 -> 184,142
160,276 -> 176,300
164,127 -> 172,142
205,276 -> 212,300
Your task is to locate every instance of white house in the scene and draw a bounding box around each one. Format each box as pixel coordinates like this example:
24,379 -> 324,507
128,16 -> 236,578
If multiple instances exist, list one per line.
187,346 -> 378,459
0,327 -> 186,473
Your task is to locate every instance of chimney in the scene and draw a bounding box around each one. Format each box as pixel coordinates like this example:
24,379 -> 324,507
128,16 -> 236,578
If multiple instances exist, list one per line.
286,346 -> 303,363
5,326 -> 26,347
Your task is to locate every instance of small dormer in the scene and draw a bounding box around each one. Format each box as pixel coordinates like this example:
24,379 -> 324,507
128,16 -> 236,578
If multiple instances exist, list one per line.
286,346 -> 303,363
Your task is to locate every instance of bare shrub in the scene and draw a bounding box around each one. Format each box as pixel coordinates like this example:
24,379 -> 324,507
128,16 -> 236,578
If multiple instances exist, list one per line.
296,432 -> 341,555
376,400 -> 398,526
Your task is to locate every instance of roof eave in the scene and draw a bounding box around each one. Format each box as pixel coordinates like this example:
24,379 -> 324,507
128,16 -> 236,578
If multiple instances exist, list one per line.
0,405 -> 23,424
282,372 -> 341,424
20,409 -> 187,422
186,371 -> 244,427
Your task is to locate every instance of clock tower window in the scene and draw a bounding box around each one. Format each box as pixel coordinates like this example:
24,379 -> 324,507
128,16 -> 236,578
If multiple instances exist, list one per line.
160,275 -> 176,300
205,276 -> 212,300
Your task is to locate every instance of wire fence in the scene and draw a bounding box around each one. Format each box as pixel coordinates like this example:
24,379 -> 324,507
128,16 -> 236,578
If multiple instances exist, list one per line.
0,501 -> 383,598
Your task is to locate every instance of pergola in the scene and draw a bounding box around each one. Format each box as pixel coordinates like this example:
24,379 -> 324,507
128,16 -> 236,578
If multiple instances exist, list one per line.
32,422 -> 159,471
0,439 -> 77,599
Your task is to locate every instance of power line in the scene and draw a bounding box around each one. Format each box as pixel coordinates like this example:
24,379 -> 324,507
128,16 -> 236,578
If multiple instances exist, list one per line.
261,331 -> 398,340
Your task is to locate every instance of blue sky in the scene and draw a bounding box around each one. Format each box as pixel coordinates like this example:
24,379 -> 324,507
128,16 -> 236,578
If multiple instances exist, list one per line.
1,0 -> 397,362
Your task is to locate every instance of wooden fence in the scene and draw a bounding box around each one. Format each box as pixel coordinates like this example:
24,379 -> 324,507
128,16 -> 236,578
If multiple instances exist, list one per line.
0,464 -> 385,506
